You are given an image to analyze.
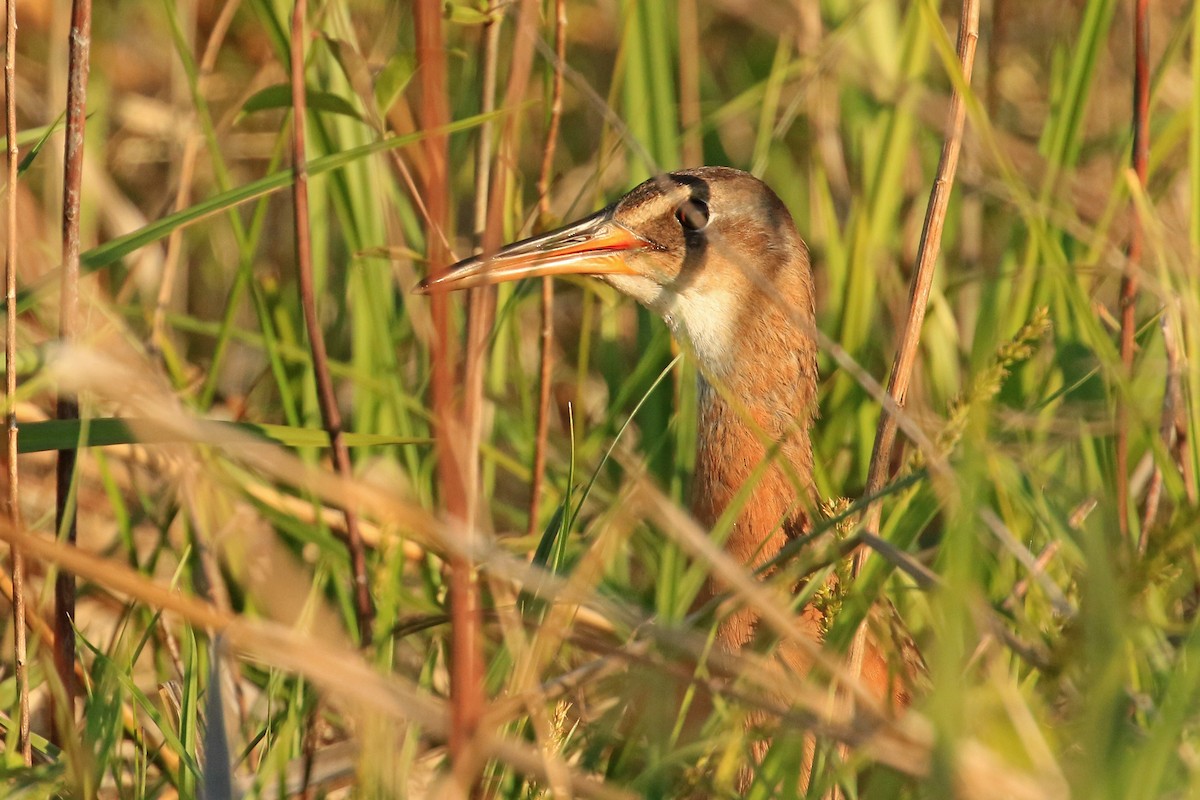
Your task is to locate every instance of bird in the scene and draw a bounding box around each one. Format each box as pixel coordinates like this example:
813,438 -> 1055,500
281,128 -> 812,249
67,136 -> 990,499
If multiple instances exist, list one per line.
418,166 -> 913,774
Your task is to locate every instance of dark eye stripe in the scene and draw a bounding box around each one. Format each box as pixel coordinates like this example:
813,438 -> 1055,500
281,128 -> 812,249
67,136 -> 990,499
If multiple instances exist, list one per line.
675,198 -> 710,232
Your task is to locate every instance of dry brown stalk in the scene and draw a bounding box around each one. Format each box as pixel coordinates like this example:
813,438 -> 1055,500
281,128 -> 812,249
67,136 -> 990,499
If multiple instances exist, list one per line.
528,0 -> 568,539
1120,0 -> 1150,543
54,0 -> 93,739
851,0 -> 980,594
1140,307 -> 1187,545
457,1 -> 542,786
841,0 -> 980,789
677,0 -> 702,168
412,0 -> 486,783
458,8 -> 502,779
4,0 -> 30,762
464,4 -> 502,535
289,0 -> 374,643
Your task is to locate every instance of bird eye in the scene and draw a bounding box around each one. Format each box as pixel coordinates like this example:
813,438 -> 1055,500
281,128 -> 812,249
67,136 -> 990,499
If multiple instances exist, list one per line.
675,198 -> 710,232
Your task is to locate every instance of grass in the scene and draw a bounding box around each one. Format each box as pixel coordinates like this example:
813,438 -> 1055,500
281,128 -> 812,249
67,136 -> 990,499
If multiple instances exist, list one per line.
2,0 -> 1199,797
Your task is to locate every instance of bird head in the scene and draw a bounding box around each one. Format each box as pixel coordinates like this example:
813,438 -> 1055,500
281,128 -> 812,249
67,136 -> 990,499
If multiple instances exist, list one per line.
416,166 -> 812,379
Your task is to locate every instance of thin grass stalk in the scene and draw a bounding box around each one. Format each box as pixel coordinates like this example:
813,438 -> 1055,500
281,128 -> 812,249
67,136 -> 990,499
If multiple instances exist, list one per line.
472,8 -> 500,247
468,4 -> 540,465
1120,0 -> 1151,543
528,0 -> 567,539
842,0 -> 979,779
289,0 -> 374,644
412,0 -> 485,781
149,1 -> 201,359
456,4 -> 540,781
480,1 -> 540,253
465,6 -> 501,534
164,2 -> 251,368
0,512 -> 634,800
150,7 -> 206,359
4,0 -> 30,764
853,0 -> 979,576
1173,342 -> 1196,505
797,3 -> 851,206
178,0 -> 243,410
677,0 -> 701,167
1,565 -> 182,776
460,14 -> 501,779
1140,314 -> 1181,542
300,699 -> 318,799
54,0 -> 93,738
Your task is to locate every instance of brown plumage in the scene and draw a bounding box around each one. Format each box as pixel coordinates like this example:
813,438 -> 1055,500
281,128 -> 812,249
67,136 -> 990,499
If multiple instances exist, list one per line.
418,167 -> 913,762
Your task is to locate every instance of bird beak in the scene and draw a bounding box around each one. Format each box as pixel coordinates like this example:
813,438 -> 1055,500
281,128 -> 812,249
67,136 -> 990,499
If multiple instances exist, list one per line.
415,207 -> 650,293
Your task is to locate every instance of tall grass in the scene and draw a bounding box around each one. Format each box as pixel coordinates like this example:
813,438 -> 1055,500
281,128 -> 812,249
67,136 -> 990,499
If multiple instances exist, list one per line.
1,0 -> 1198,798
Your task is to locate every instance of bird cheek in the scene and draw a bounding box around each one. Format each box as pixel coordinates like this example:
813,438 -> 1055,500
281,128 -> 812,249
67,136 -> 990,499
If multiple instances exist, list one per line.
602,273 -> 663,310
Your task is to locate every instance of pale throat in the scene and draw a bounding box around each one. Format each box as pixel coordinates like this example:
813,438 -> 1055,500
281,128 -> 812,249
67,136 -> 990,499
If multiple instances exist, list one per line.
660,284 -> 740,379
673,292 -> 817,536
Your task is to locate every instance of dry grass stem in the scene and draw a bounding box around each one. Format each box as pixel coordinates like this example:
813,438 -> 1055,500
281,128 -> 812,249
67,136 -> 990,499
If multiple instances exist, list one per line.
1,3 -> 1195,797
54,0 -> 93,736
463,3 -> 502,539
528,0 -> 568,539
4,0 -> 30,763
857,0 -> 981,554
413,0 -> 485,776
0,514 -> 631,799
289,0 -> 374,644
837,2 -> 980,791
1121,0 -> 1151,545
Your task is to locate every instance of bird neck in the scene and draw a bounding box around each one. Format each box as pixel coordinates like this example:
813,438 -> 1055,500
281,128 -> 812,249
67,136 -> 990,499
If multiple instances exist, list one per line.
687,296 -> 817,650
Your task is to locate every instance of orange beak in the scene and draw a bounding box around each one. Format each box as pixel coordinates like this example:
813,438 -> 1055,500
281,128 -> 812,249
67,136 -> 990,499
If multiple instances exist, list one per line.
415,208 -> 652,293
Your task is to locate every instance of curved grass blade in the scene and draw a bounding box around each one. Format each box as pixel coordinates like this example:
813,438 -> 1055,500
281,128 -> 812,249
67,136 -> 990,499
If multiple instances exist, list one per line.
17,418 -> 430,454
239,83 -> 364,122
76,110 -> 508,275
16,110 -> 68,177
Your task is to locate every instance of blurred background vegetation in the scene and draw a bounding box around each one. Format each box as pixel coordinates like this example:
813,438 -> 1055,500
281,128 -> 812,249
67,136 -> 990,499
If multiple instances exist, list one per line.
1,0 -> 1199,797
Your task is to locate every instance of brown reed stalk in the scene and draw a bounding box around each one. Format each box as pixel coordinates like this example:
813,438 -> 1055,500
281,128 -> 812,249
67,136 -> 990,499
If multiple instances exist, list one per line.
454,1 -> 540,785
412,0 -> 485,782
4,0 -> 30,764
54,0 -> 93,739
464,5 -> 501,533
289,0 -> 374,643
853,0 -> 979,576
677,0 -> 702,168
853,0 -> 979,568
1119,0 -> 1150,542
528,0 -> 568,539
839,0 -> 979,784
471,6 -> 501,250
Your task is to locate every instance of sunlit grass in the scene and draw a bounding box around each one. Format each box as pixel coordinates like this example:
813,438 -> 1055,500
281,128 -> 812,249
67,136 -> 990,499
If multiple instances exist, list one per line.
1,0 -> 1198,798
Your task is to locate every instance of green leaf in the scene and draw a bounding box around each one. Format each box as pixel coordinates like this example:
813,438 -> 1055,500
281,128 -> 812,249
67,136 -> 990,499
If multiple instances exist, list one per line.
444,1 -> 492,25
17,111 -> 68,177
373,53 -> 415,114
0,113 -> 66,156
321,36 -> 380,123
238,83 -> 364,122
